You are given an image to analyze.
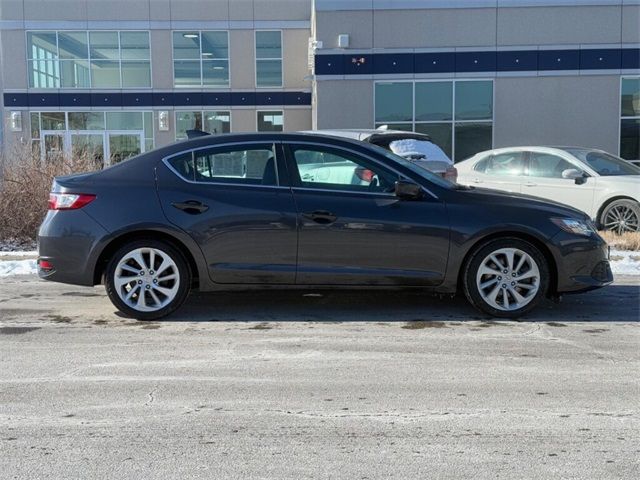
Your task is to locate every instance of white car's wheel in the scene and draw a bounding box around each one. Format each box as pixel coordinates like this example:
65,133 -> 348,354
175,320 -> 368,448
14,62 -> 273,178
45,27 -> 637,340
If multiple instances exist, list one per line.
599,199 -> 640,234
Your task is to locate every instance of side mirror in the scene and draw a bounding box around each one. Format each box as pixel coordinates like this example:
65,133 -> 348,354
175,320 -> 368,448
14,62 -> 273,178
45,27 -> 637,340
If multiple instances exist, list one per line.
395,180 -> 423,200
561,168 -> 582,180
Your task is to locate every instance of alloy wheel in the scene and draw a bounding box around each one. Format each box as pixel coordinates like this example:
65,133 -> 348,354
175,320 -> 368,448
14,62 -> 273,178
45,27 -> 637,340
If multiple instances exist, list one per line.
113,247 -> 180,312
475,248 -> 540,312
603,204 -> 639,234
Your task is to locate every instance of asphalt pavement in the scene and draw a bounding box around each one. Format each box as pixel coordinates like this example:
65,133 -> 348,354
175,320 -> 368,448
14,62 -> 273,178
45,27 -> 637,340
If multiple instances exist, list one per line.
1,275 -> 639,479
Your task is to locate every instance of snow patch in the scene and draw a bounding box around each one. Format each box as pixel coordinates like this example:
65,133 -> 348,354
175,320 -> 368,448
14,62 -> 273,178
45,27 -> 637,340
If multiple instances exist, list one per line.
0,259 -> 37,277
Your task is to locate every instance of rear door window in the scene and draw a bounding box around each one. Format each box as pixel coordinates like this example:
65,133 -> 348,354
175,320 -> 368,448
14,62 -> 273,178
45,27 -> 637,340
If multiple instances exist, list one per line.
167,143 -> 280,186
485,152 -> 525,176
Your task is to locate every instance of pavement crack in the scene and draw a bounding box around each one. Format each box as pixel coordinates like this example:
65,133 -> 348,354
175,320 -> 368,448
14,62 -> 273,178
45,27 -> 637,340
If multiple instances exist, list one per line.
144,386 -> 158,407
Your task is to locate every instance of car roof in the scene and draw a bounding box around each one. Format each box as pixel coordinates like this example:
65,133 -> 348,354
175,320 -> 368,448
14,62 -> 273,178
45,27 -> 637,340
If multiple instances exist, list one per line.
301,129 -> 433,142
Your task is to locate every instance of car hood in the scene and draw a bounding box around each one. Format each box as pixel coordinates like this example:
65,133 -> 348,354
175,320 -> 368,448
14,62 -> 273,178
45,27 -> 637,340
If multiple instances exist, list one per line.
457,186 -> 589,219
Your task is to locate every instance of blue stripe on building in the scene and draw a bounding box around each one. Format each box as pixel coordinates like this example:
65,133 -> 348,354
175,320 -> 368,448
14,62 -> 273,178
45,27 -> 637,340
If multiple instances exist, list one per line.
314,48 -> 640,76
3,91 -> 312,108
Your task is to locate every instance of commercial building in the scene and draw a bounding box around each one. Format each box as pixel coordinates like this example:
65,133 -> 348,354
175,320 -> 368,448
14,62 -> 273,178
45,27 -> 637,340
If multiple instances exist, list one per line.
0,0 -> 638,165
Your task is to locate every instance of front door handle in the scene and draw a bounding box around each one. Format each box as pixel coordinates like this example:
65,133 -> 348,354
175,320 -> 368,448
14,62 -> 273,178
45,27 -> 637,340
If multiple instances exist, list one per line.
302,210 -> 337,224
172,200 -> 209,214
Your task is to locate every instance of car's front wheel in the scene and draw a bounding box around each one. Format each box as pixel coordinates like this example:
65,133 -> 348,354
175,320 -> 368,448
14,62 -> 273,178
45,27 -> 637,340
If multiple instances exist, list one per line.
105,240 -> 191,320
463,238 -> 549,318
599,199 -> 640,234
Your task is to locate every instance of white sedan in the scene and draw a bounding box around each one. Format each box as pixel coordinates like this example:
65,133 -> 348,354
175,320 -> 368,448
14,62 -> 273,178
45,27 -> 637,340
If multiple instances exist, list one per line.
456,147 -> 640,233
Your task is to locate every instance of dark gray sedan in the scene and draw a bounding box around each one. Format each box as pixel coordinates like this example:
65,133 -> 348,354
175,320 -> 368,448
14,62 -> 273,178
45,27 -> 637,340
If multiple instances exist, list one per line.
38,133 -> 612,320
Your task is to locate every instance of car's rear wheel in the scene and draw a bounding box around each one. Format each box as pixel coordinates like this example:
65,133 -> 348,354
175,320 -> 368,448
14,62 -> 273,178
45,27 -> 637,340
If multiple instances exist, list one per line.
599,199 -> 640,234
105,240 -> 191,320
463,238 -> 549,318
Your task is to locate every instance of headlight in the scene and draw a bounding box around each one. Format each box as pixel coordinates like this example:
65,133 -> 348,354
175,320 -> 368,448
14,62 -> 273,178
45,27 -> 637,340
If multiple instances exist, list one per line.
551,217 -> 596,236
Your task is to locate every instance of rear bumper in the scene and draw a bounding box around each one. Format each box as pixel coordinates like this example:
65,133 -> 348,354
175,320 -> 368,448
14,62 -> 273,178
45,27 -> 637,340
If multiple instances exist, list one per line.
552,231 -> 613,294
38,209 -> 109,286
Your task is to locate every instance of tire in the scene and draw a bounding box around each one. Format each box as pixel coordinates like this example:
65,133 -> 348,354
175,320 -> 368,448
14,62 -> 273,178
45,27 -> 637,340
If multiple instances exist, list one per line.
598,199 -> 640,234
105,239 -> 191,320
462,238 -> 550,318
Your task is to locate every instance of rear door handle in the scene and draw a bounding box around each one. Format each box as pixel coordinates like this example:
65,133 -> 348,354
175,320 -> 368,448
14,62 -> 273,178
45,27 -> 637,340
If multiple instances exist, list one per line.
524,182 -> 537,187
302,210 -> 337,224
472,178 -> 483,184
172,200 -> 209,214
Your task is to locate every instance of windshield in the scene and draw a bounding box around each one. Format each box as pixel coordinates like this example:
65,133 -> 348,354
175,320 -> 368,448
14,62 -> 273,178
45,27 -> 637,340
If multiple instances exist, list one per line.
367,143 -> 455,189
563,149 -> 640,176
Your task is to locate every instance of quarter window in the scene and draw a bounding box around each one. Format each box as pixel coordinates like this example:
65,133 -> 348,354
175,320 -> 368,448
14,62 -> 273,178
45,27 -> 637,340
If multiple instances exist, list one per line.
27,31 -> 150,88
620,77 -> 640,161
173,31 -> 230,87
375,80 -> 493,162
290,146 -> 397,193
256,31 -> 283,87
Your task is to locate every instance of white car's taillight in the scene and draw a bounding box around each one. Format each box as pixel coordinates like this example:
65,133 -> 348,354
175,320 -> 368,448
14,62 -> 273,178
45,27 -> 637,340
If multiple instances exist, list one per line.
48,193 -> 96,210
444,166 -> 458,183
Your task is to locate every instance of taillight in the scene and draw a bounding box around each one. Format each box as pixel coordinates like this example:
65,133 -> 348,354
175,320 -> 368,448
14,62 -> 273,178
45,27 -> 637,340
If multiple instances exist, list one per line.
443,167 -> 458,183
38,259 -> 54,271
48,193 -> 96,210
355,167 -> 376,183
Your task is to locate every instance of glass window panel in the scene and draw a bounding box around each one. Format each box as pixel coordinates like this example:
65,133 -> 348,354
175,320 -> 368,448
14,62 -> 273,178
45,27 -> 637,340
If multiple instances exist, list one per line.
201,31 -> 228,59
29,60 -> 60,88
109,134 -> 141,164
202,60 -> 229,87
454,122 -> 493,162
414,123 -> 453,159
455,81 -> 493,121
203,111 -> 231,134
621,78 -> 640,118
58,31 -> 88,59
143,112 -> 153,140
174,60 -> 201,86
291,146 -> 397,193
528,152 -> 576,178
89,32 -> 119,60
106,112 -> 143,131
176,111 -> 203,139
68,112 -> 104,130
257,111 -> 283,132
375,123 -> 413,132
120,32 -> 150,60
30,112 -> 40,139
375,83 -> 412,123
415,82 -> 453,121
173,31 -> 200,60
71,134 -> 104,168
620,119 -> 640,161
41,112 -> 66,130
27,32 -> 58,59
194,146 -> 277,185
486,152 -> 526,177
256,60 -> 282,87
60,59 -> 90,88
256,31 -> 281,59
90,60 -> 121,87
121,61 -> 151,88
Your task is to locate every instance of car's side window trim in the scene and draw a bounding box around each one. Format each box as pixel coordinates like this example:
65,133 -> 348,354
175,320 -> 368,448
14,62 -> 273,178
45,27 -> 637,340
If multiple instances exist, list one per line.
162,140 -> 290,189
282,141 -> 439,200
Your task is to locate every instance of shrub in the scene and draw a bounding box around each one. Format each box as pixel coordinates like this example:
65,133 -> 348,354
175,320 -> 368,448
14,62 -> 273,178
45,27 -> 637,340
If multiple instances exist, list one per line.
0,144 -> 101,242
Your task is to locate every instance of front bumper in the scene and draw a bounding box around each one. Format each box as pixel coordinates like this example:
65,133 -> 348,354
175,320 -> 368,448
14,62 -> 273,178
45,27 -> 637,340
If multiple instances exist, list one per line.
551,231 -> 613,294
